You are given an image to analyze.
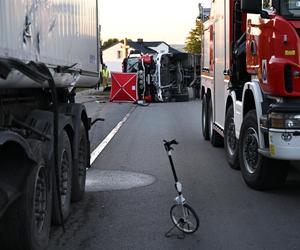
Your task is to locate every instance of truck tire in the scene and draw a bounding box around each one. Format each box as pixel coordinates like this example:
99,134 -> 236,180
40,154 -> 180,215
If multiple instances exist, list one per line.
52,131 -> 72,224
239,110 -> 288,190
0,163 -> 52,250
224,105 -> 240,169
208,99 -> 224,147
202,94 -> 210,140
71,122 -> 88,202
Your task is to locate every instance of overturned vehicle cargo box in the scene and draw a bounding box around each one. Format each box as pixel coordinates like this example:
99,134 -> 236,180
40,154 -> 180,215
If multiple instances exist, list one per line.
156,53 -> 200,102
0,0 -> 100,88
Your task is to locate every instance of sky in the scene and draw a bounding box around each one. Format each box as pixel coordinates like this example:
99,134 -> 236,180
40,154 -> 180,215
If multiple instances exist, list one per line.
99,0 -> 211,45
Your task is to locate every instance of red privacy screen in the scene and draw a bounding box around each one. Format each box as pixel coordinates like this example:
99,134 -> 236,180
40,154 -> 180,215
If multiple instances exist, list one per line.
110,73 -> 138,103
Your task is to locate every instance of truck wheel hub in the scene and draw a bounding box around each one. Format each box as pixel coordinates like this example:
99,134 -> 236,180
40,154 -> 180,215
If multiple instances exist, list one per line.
243,127 -> 259,174
227,118 -> 237,155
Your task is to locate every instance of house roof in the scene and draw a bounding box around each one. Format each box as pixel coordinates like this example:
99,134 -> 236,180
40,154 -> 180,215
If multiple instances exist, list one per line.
127,41 -> 157,54
169,46 -> 182,54
143,41 -> 182,54
102,39 -> 183,54
142,41 -> 166,47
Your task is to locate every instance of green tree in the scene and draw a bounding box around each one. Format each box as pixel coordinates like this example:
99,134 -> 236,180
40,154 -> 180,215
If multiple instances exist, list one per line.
184,20 -> 203,54
102,38 -> 119,50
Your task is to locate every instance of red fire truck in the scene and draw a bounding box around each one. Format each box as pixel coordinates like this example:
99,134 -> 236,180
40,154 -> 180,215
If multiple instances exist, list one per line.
201,0 -> 300,190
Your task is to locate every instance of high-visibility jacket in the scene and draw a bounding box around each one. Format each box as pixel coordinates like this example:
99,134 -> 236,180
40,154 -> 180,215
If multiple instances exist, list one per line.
102,68 -> 109,78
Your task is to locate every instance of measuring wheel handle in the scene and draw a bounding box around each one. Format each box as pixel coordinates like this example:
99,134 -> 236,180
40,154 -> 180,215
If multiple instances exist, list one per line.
163,139 -> 179,152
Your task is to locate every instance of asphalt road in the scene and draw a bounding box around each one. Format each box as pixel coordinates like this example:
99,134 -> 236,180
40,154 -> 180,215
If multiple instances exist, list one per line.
47,95 -> 300,250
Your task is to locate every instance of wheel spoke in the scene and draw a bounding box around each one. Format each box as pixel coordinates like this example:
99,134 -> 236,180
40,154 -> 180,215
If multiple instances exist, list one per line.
170,204 -> 199,233
227,118 -> 237,153
186,220 -> 195,228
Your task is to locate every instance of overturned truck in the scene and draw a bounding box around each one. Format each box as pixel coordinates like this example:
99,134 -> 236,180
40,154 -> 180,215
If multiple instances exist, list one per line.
123,51 -> 200,102
156,53 -> 201,102
0,1 -> 100,249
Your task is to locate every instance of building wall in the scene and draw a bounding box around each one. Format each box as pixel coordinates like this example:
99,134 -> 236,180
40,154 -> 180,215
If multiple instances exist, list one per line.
102,43 -> 124,73
103,42 -> 170,72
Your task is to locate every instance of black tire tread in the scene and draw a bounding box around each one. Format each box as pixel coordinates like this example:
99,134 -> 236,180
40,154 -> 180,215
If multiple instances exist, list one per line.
71,122 -> 88,202
224,105 -> 240,169
239,110 -> 288,190
0,164 -> 51,250
202,95 -> 210,140
52,130 -> 72,225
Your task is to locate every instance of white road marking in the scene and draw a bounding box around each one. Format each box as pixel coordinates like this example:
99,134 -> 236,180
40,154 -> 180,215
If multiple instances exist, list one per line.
90,107 -> 136,165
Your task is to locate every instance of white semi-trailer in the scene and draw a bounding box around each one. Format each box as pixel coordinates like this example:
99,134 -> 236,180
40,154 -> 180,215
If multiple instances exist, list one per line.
0,1 -> 100,249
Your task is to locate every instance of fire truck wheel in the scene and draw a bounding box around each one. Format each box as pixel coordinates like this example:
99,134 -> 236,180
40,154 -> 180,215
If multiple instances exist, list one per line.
71,122 -> 88,202
208,98 -> 224,147
202,94 -> 210,140
239,110 -> 288,190
0,163 -> 52,250
224,105 -> 240,169
52,130 -> 72,224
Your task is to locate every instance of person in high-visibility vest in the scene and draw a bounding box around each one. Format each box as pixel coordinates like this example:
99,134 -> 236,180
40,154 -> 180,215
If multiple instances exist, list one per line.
101,64 -> 110,89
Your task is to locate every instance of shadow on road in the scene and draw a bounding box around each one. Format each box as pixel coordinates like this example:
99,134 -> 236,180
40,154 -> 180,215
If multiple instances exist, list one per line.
269,161 -> 300,196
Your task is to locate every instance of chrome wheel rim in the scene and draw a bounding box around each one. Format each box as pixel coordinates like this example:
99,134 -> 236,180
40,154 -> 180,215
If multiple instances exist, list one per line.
226,117 -> 237,156
171,205 -> 197,233
242,127 -> 259,174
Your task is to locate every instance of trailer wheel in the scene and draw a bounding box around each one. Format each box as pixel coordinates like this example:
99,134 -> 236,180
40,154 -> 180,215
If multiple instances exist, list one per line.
202,94 -> 210,140
72,122 -> 88,202
239,110 -> 288,190
224,105 -> 240,169
0,163 -> 51,250
52,131 -> 72,224
208,99 -> 224,147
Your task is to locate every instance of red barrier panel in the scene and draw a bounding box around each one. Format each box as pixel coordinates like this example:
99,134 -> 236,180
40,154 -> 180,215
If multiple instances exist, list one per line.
110,73 -> 138,103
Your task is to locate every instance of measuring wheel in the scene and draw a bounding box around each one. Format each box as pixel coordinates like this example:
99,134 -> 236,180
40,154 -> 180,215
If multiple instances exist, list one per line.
170,203 -> 199,234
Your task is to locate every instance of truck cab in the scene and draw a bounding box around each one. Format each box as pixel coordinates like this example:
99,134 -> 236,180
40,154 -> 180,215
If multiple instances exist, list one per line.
201,0 -> 300,190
